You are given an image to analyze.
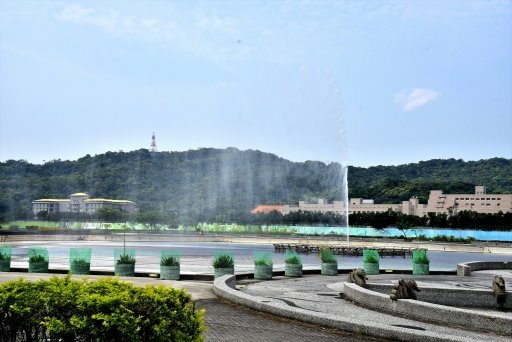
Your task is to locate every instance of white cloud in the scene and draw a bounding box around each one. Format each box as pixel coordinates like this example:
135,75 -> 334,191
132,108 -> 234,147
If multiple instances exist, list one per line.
394,88 -> 440,111
56,4 -> 94,24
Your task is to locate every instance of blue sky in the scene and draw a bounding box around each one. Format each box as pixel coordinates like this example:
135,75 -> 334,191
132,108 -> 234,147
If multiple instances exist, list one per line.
0,0 -> 511,167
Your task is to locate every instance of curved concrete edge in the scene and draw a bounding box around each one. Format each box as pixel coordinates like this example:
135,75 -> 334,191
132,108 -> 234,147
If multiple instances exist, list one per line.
343,282 -> 511,336
457,260 -> 512,276
366,283 -> 512,309
213,275 -> 472,342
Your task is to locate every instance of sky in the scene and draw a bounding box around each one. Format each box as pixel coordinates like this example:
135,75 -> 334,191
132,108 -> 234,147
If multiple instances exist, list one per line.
0,0 -> 511,167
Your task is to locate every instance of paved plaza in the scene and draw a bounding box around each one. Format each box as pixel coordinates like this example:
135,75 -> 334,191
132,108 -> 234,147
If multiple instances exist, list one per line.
0,272 -> 383,341
239,271 -> 512,342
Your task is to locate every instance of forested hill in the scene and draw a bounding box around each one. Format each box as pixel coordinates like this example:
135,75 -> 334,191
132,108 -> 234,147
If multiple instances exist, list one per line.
0,148 -> 511,221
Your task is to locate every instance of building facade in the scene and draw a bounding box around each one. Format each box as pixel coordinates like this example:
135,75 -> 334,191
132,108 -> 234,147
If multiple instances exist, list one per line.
417,186 -> 512,216
32,193 -> 137,216
251,186 -> 511,217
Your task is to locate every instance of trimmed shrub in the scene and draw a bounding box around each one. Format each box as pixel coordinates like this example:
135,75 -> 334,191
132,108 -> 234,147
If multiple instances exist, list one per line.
0,276 -> 205,341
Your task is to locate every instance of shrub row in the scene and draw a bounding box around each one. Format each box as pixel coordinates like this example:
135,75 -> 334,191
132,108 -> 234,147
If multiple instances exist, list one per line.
0,276 -> 205,342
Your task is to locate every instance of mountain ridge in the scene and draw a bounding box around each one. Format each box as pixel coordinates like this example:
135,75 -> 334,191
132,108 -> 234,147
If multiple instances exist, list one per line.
1,148 -> 510,222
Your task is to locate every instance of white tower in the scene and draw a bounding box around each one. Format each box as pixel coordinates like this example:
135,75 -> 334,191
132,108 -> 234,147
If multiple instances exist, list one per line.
149,132 -> 158,152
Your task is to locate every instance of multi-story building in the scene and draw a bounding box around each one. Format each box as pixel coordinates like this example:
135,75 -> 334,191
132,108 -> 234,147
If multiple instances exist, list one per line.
32,193 -> 137,216
282,199 -> 344,215
418,186 -> 512,216
251,186 -> 511,217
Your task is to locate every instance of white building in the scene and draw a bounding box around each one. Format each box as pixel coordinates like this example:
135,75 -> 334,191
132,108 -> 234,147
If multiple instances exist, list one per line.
32,193 -> 137,216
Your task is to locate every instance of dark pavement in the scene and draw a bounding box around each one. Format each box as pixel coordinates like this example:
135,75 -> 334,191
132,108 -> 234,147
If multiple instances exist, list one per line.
198,298 -> 387,342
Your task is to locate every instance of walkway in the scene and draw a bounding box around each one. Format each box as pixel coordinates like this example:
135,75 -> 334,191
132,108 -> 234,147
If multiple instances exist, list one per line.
240,274 -> 512,342
0,272 -> 380,341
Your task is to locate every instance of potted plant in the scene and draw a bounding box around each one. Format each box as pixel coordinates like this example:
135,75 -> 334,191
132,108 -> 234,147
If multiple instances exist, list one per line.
160,254 -> 180,280
115,251 -> 136,277
0,249 -> 11,272
254,253 -> 273,280
213,254 -> 234,279
285,252 -> 302,277
320,249 -> 338,276
69,247 -> 91,275
412,250 -> 430,275
28,249 -> 49,273
70,258 -> 90,275
363,249 -> 379,275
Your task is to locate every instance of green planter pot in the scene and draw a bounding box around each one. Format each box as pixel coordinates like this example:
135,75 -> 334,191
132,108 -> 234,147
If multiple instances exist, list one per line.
70,263 -> 90,275
29,261 -> 49,273
363,262 -> 379,275
115,263 -> 135,277
160,265 -> 180,280
413,263 -> 429,275
214,267 -> 234,279
254,265 -> 273,280
0,260 -> 10,272
321,262 -> 338,276
285,264 -> 302,277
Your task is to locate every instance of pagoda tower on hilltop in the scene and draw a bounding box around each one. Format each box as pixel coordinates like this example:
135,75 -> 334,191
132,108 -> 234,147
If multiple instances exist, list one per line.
149,132 -> 158,152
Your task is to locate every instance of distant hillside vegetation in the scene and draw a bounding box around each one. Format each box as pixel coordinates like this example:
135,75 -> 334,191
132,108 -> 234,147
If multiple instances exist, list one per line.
0,148 -> 510,222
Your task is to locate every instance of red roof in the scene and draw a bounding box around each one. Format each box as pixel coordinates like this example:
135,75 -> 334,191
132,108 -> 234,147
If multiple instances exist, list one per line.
251,205 -> 284,214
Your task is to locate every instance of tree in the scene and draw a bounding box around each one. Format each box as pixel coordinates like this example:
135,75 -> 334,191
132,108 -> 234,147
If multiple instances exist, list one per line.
136,211 -> 168,230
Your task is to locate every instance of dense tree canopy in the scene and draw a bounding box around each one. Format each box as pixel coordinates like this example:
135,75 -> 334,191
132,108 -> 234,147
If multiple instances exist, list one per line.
0,149 -> 510,225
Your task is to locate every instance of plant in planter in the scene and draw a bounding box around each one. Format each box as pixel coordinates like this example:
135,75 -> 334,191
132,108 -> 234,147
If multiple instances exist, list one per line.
69,247 -> 91,275
115,249 -> 136,277
0,249 -> 11,272
254,252 -> 273,280
412,250 -> 430,275
71,258 -> 90,274
28,248 -> 49,273
285,251 -> 302,277
213,253 -> 234,279
160,253 -> 180,280
362,249 -> 379,275
320,249 -> 338,276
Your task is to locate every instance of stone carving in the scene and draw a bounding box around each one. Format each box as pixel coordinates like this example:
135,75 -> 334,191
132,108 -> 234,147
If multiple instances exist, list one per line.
346,268 -> 368,287
390,279 -> 421,301
492,275 -> 506,310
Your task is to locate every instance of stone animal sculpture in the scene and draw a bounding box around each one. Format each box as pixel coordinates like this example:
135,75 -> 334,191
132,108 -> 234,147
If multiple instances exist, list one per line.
346,268 -> 368,287
390,279 -> 421,301
492,275 -> 506,310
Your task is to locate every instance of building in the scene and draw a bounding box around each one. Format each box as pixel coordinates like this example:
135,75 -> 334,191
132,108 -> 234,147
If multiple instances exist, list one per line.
282,199 -> 344,215
251,186 -> 511,217
417,186 -> 512,216
251,205 -> 284,214
32,193 -> 137,216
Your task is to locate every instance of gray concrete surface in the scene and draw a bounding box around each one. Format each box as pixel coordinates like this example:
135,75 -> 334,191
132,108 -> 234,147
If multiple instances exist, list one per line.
457,260 -> 512,276
343,282 -> 511,335
219,274 -> 512,342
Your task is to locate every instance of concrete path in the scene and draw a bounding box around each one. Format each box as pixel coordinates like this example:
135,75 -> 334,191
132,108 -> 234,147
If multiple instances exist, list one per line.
0,272 -> 380,341
240,274 -> 512,342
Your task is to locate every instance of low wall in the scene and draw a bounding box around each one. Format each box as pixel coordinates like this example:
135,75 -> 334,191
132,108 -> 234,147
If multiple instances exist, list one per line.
456,261 -> 512,276
343,282 -> 511,336
213,275 -> 479,342
366,283 -> 511,309
2,233 -> 512,254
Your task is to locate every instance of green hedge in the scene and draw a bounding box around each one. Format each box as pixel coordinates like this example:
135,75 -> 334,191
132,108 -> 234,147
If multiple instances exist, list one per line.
0,276 -> 205,341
